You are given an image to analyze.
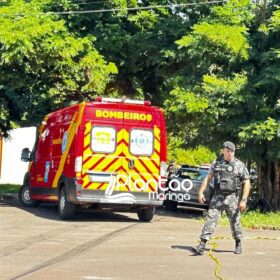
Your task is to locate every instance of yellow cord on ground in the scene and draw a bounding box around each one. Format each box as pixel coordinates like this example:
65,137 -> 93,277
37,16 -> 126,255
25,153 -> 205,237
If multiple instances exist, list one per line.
208,241 -> 227,280
206,236 -> 280,280
211,236 -> 280,240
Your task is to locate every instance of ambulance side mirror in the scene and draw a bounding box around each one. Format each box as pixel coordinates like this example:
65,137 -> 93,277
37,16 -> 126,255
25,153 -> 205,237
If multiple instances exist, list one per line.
21,148 -> 31,162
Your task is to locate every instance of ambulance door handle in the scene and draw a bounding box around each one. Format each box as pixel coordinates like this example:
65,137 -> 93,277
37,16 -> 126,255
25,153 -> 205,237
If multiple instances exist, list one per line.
128,159 -> 134,170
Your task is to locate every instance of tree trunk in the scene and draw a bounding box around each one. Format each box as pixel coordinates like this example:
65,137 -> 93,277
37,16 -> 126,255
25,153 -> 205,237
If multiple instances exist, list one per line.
258,160 -> 280,211
0,135 -> 2,177
272,160 -> 280,210
263,161 -> 273,202
247,160 -> 251,175
258,163 -> 264,198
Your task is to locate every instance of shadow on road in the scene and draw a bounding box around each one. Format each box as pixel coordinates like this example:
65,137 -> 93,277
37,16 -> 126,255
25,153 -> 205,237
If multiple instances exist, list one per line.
210,249 -> 233,253
1,195 -> 207,223
171,245 -> 233,255
171,245 -> 210,256
156,206 -> 206,220
0,196 -> 138,223
171,245 -> 195,253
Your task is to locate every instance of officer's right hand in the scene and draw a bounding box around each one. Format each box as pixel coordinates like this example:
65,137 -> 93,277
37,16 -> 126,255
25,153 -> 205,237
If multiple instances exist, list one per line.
198,192 -> 205,204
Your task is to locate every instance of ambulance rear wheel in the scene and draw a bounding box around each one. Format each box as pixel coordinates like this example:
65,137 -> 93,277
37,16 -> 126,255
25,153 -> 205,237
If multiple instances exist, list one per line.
18,184 -> 40,207
58,186 -> 76,220
137,207 -> 155,222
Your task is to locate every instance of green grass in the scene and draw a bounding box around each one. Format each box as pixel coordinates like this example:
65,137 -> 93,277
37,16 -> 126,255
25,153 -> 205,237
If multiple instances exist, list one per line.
0,184 -> 20,193
217,211 -> 280,230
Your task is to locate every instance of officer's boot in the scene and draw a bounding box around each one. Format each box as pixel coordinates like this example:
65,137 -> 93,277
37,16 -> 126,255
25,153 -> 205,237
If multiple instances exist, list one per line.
234,239 -> 242,254
192,239 -> 207,255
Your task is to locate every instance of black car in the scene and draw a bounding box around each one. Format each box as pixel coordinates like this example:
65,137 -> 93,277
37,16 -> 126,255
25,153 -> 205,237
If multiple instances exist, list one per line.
164,165 -> 214,211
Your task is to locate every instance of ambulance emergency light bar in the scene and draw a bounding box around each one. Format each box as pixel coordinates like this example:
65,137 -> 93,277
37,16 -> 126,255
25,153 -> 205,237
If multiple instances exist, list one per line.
95,96 -> 151,106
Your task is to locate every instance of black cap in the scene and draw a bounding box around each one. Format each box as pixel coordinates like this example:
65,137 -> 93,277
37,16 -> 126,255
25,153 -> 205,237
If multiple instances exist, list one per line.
223,141 -> 235,152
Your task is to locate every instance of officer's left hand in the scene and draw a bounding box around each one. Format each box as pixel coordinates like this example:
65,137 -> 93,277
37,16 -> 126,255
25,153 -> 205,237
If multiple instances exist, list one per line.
239,201 -> 247,211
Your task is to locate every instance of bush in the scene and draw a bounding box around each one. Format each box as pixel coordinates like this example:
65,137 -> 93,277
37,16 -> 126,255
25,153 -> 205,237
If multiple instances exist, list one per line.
168,145 -> 216,166
0,184 -> 20,193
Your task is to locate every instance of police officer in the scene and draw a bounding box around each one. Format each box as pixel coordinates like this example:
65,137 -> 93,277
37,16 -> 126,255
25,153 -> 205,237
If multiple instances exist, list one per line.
192,141 -> 250,255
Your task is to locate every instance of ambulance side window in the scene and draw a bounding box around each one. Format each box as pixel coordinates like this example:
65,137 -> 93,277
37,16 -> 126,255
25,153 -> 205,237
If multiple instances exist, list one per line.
130,129 -> 154,156
91,126 -> 116,154
30,133 -> 39,160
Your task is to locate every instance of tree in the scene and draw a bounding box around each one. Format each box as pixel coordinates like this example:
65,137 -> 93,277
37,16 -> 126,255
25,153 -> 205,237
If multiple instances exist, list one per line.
165,0 -> 280,209
0,0 -> 117,136
3,0 -> 280,209
37,0 -> 213,102
239,1 -> 280,210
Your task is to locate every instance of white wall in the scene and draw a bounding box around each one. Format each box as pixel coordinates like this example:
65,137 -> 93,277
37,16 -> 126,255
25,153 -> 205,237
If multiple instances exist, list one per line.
0,127 -> 36,185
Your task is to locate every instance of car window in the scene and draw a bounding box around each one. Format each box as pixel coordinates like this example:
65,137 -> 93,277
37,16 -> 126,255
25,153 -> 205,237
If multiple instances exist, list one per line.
197,170 -> 208,180
179,169 -> 208,181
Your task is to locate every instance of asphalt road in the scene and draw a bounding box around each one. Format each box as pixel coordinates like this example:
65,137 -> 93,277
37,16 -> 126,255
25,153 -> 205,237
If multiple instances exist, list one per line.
0,196 -> 279,280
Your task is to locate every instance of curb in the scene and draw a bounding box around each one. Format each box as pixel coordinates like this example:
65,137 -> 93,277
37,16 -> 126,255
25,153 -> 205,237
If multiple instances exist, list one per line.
0,193 -> 18,200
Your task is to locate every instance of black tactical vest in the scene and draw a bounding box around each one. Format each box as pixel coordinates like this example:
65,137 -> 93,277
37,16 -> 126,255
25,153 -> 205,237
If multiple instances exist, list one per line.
213,158 -> 242,193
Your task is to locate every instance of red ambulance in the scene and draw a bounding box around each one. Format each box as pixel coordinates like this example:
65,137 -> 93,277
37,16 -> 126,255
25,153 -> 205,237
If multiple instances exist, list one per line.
19,97 -> 167,221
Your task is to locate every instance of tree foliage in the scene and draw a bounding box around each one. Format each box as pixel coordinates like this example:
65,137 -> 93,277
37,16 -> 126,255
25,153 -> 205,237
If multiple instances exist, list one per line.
1,0 -> 280,207
165,0 -> 280,208
0,0 -> 117,135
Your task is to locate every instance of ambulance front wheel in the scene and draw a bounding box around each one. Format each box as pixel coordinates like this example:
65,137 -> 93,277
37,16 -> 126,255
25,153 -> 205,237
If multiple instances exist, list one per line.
137,207 -> 155,222
18,184 -> 40,207
58,186 -> 76,220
